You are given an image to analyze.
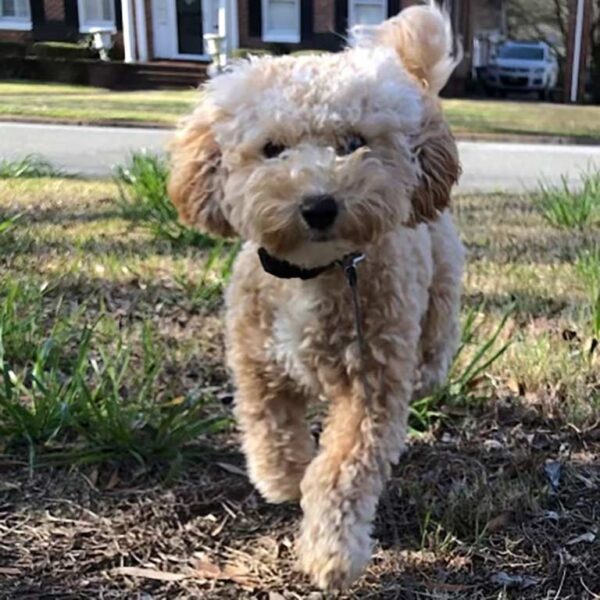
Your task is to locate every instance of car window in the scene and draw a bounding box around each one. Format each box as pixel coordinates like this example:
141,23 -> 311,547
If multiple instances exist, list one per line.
498,46 -> 544,60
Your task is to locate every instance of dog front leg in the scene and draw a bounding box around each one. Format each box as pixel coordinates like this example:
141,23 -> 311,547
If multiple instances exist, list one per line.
233,355 -> 315,503
296,358 -> 411,590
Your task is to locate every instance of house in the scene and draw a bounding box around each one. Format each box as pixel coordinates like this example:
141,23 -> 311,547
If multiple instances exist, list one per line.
0,0 -> 504,92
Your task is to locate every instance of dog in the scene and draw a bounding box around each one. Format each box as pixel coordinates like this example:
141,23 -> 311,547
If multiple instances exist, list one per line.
168,2 -> 465,590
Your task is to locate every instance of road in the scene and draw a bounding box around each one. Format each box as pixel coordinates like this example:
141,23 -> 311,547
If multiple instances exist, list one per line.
1,122 -> 599,193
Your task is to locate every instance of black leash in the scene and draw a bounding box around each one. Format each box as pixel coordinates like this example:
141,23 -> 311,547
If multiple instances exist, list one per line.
258,247 -> 371,406
337,253 -> 372,408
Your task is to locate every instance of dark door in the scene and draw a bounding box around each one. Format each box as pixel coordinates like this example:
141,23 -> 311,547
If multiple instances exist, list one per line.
176,0 -> 203,55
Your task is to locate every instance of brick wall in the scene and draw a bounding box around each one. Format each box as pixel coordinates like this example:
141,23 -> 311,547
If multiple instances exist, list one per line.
0,30 -> 33,43
44,0 -> 65,21
314,0 -> 335,33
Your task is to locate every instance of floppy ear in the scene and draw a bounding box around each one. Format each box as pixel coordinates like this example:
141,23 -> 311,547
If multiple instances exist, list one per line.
372,2 -> 459,94
353,2 -> 461,223
168,111 -> 235,238
409,108 -> 461,224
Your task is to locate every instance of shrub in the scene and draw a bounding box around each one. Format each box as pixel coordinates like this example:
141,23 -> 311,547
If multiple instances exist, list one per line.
115,151 -> 214,248
535,170 -> 600,229
30,41 -> 98,60
0,41 -> 26,58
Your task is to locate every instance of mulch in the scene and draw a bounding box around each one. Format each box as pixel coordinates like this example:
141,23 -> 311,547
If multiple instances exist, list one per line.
1,405 -> 599,599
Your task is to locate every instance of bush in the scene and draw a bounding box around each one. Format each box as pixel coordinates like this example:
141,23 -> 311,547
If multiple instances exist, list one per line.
115,151 -> 214,248
30,41 -> 98,60
535,170 -> 600,229
0,41 -> 26,58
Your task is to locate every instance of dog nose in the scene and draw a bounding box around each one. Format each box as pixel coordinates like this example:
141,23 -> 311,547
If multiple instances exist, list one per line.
301,195 -> 338,230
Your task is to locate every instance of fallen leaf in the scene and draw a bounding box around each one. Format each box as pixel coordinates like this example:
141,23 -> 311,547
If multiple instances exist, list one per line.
491,571 -> 538,589
566,531 -> 596,545
113,566 -> 187,582
544,460 -> 561,492
216,462 -> 247,477
192,560 -> 222,579
268,593 -> 286,600
0,567 -> 20,575
105,470 -> 120,490
486,511 -> 512,533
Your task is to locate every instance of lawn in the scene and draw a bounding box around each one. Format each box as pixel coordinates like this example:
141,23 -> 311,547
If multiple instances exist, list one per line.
2,80 -> 600,141
0,165 -> 598,597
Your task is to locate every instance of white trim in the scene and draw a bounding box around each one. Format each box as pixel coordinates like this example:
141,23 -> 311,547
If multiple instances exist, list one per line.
122,0 -> 135,62
348,0 -> 388,29
0,0 -> 31,29
134,0 -> 149,62
0,20 -> 31,30
570,0 -> 585,103
261,0 -> 300,44
227,0 -> 239,51
77,0 -> 116,33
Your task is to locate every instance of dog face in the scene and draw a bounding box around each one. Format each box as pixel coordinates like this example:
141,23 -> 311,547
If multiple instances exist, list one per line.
169,5 -> 460,268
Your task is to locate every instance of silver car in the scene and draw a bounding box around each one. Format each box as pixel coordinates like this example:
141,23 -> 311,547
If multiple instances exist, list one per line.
484,41 -> 559,100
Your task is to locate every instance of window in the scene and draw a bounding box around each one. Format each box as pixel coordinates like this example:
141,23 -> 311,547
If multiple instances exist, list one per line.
78,0 -> 116,32
0,0 -> 31,30
262,0 -> 300,43
349,0 -> 387,27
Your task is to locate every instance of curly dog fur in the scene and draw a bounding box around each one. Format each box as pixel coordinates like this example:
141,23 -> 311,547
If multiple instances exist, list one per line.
169,2 -> 465,589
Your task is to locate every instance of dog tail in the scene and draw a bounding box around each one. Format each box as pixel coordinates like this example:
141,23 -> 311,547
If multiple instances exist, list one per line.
351,1 -> 461,95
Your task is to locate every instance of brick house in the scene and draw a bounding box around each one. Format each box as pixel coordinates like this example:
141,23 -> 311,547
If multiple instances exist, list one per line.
0,0 -> 489,90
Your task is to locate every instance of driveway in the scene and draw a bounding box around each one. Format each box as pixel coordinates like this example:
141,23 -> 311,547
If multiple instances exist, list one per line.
1,122 -> 599,193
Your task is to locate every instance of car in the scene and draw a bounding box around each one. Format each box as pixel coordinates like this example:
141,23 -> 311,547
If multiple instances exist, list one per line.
483,41 -> 559,100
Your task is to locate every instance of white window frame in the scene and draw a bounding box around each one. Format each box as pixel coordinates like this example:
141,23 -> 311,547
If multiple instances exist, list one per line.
348,0 -> 387,29
0,0 -> 31,31
77,0 -> 116,33
261,0 -> 300,44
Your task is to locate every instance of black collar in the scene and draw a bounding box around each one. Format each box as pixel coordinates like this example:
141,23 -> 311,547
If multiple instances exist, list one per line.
258,247 -> 336,280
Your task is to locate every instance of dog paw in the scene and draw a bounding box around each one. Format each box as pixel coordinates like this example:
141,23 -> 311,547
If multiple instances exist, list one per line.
252,472 -> 303,504
295,519 -> 372,590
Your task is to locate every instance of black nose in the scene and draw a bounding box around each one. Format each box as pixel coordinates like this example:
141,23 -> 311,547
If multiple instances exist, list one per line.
301,195 -> 338,230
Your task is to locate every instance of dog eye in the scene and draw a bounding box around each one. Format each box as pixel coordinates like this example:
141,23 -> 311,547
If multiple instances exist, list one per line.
338,134 -> 367,156
263,142 -> 286,159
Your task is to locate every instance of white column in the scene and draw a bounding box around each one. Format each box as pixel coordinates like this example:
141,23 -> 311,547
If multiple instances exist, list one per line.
570,0 -> 585,102
134,0 -> 149,62
122,0 -> 136,63
218,0 -> 227,65
227,0 -> 239,52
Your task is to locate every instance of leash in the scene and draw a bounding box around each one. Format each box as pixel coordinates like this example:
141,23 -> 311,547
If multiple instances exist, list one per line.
337,253 -> 372,408
257,246 -> 372,406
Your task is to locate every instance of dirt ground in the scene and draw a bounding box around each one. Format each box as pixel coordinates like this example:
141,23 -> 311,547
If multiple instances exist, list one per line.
2,403 -> 598,599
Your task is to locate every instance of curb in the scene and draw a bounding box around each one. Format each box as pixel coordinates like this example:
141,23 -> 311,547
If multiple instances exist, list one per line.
2,116 -> 600,146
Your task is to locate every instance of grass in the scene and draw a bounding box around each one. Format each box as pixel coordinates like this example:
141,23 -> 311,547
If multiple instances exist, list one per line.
576,247 -> 600,337
0,154 -> 64,178
115,150 -> 214,247
0,174 -> 598,597
443,98 -> 600,141
0,80 -> 194,126
2,80 -> 600,140
535,170 -> 600,229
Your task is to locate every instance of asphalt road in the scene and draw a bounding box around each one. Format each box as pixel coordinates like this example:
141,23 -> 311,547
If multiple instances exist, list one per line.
2,122 -> 599,193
